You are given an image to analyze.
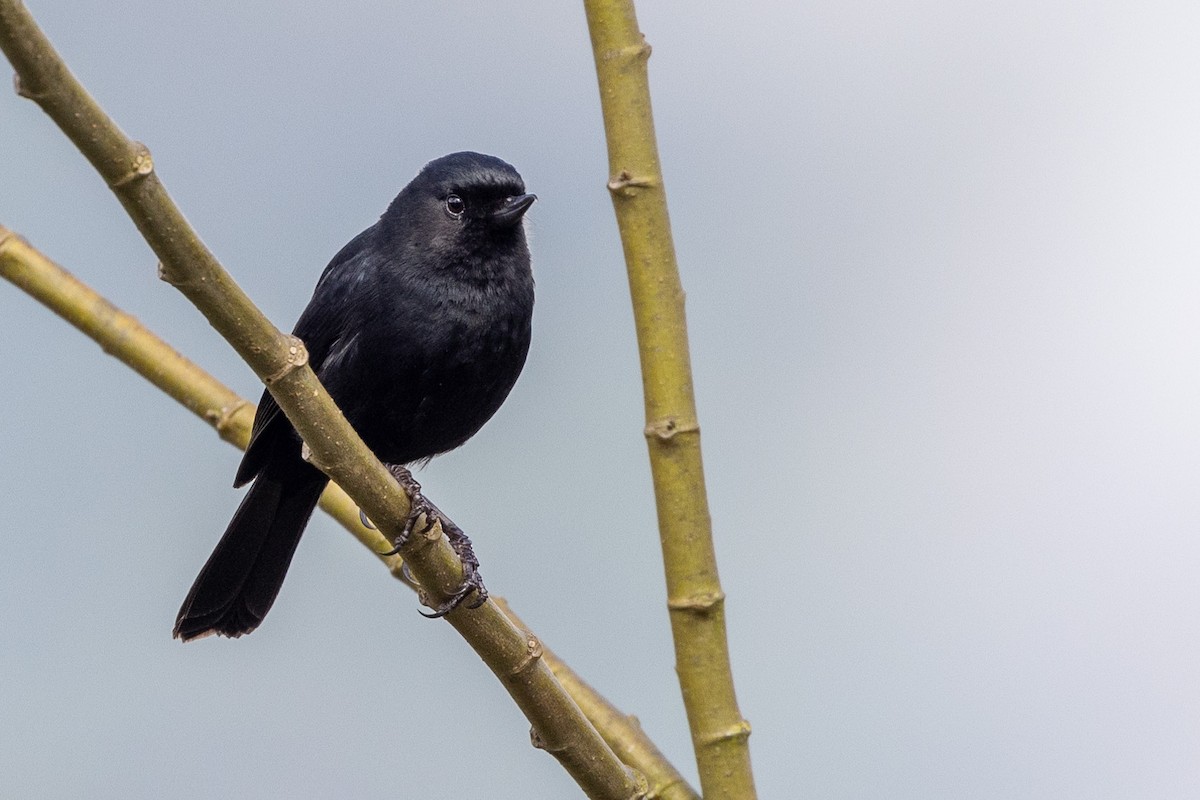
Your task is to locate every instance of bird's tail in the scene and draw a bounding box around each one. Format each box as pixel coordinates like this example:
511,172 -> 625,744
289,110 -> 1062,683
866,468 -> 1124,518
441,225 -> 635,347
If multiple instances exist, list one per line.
174,459 -> 328,641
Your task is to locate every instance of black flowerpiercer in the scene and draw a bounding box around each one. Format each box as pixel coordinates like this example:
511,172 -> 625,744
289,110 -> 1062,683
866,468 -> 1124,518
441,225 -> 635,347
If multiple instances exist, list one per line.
174,152 -> 536,641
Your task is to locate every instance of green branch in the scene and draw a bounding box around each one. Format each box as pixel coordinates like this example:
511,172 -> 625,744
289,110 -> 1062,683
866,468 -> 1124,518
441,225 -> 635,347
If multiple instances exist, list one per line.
0,2 -> 643,796
583,1 -> 758,797
496,599 -> 700,800
0,226 -> 699,798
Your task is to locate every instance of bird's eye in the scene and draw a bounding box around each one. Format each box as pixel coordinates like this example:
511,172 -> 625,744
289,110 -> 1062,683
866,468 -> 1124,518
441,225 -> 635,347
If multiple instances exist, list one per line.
445,194 -> 466,217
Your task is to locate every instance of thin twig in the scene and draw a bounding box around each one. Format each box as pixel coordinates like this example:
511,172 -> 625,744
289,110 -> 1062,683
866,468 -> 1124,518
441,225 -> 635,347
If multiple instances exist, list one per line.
496,599 -> 701,800
583,1 -> 758,797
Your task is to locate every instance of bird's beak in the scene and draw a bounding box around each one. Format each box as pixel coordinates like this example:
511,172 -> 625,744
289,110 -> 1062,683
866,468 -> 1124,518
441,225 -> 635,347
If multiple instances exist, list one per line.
491,193 -> 537,227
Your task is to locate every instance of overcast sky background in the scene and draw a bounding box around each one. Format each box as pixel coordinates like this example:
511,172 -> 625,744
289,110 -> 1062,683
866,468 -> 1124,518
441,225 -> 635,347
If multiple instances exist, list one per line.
3,2 -> 1199,797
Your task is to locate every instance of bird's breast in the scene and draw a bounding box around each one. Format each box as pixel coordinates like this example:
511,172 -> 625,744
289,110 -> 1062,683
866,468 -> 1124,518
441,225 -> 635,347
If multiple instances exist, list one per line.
337,273 -> 533,465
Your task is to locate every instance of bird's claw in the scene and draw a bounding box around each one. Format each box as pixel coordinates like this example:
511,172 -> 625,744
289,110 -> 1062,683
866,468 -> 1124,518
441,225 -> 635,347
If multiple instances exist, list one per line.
418,511 -> 488,617
419,563 -> 488,618
358,507 -> 376,530
376,463 -> 488,617
374,464 -> 438,555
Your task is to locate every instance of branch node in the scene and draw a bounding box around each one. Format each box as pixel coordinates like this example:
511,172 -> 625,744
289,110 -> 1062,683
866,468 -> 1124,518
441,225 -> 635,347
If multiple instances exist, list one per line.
110,142 -> 154,188
12,71 -> 38,99
603,37 -> 652,64
607,169 -> 658,196
205,399 -> 248,435
510,633 -> 545,678
648,774 -> 688,799
697,719 -> 752,747
262,336 -> 309,384
426,518 -> 446,543
667,590 -> 725,615
643,416 -> 699,441
156,259 -> 194,288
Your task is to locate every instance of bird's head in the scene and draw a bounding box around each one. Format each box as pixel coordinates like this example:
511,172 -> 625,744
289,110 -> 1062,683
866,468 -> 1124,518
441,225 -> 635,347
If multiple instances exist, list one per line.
381,152 -> 536,267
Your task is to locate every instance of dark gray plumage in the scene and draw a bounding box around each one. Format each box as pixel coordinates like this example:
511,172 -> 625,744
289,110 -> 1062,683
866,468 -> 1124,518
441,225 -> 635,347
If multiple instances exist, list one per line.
175,152 -> 535,640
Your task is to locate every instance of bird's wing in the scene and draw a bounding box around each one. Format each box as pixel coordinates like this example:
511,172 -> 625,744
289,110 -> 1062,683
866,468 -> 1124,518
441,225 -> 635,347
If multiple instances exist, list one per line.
233,226 -> 377,487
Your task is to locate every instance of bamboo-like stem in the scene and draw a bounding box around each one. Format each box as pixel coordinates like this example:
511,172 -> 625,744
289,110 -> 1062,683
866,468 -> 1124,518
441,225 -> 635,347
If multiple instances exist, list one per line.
0,4 -> 642,796
495,599 -> 700,800
0,225 -> 692,793
583,2 -> 758,798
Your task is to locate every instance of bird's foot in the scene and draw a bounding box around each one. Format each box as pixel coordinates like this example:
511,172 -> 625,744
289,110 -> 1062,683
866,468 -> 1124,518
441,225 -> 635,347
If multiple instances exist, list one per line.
419,516 -> 488,618
390,464 -> 441,543
368,464 -> 487,617
365,465 -> 438,555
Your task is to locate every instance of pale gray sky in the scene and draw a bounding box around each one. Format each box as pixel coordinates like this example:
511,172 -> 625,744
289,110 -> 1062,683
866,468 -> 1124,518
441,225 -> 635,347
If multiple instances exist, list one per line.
3,2 -> 1199,797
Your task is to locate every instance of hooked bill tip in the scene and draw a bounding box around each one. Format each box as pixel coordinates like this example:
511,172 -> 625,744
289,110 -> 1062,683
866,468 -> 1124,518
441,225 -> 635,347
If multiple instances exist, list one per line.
492,193 -> 536,227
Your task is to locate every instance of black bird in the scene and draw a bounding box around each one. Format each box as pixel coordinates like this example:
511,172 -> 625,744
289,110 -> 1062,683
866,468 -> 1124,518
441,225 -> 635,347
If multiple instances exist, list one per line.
174,152 -> 536,641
